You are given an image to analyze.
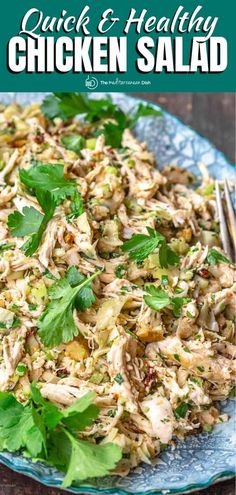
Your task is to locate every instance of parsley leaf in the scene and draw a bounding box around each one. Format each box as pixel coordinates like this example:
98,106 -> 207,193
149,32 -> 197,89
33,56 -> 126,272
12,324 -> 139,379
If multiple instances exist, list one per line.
122,228 -> 164,262
48,266 -> 96,312
144,285 -> 191,317
41,93 -> 162,149
19,162 -> 76,205
41,93 -> 117,122
207,248 -> 233,266
20,195 -> 56,257
61,430 -> 121,486
144,285 -> 172,311
61,391 -> 99,431
0,392 -> 46,457
7,207 -> 43,237
8,163 -> 80,256
41,93 -> 89,120
0,242 -> 16,252
122,227 -> 180,266
38,293 -> 76,347
174,402 -> 191,419
30,382 -> 63,429
97,121 -> 123,149
0,384 -> 122,486
38,268 -> 99,347
67,190 -> 84,221
95,106 -> 127,148
41,94 -> 64,120
7,202 -> 57,257
61,135 -> 85,155
114,373 -> 124,385
159,243 -> 180,268
128,103 -> 162,128
114,264 -> 127,279
171,297 -> 191,317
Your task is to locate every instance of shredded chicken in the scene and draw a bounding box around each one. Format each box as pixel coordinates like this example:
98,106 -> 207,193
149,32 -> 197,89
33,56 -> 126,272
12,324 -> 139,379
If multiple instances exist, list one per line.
0,99 -> 235,475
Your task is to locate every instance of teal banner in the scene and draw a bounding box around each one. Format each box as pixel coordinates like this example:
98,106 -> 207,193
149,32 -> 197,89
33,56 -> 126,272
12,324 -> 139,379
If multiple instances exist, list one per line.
1,0 -> 235,91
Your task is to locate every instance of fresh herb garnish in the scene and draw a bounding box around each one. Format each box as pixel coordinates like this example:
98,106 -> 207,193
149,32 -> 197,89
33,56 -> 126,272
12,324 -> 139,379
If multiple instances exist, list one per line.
12,317 -> 20,329
128,102 -> 162,128
8,162 -> 83,256
199,183 -> 215,197
159,242 -> 180,269
122,228 -> 164,262
41,93 -> 162,148
67,190 -> 84,221
0,125 -> 15,136
0,242 -> 16,252
97,119 -> 126,149
173,353 -> 181,362
61,135 -> 85,155
122,227 -> 179,266
183,346 -> 191,353
144,285 -> 171,311
114,374 -> 124,385
107,409 -> 117,418
28,303 -> 37,311
207,248 -> 233,266
19,162 -> 76,205
197,366 -> 205,372
43,269 -> 57,280
114,264 -> 127,279
161,275 -> 169,286
8,207 -> 44,238
38,267 -> 99,347
174,402 -> 191,419
0,384 -> 121,486
144,285 -> 191,317
8,194 -> 56,257
41,93 -> 89,120
15,363 -> 27,376
186,311 -> 194,318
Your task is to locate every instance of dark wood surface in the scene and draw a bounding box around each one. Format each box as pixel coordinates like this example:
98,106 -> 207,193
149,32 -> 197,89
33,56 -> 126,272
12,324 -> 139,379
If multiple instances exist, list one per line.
0,93 -> 235,494
0,463 -> 235,495
133,93 -> 235,164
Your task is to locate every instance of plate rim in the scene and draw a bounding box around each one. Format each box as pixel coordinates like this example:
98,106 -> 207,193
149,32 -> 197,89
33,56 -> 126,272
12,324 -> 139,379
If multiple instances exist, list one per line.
121,92 -> 235,170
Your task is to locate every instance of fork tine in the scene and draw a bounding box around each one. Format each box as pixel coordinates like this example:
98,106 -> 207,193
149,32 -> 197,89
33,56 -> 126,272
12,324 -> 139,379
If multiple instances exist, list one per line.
215,181 -> 234,260
223,180 -> 236,258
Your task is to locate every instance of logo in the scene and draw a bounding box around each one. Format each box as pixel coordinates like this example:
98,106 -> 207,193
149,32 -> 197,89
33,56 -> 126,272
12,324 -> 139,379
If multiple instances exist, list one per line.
85,75 -> 99,90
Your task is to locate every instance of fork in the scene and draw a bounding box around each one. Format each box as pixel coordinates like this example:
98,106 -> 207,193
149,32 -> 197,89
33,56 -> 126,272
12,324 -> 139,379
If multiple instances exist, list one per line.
215,180 -> 236,261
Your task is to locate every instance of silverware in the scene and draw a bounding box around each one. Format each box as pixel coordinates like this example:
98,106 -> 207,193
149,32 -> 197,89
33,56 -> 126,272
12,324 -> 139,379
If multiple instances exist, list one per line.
215,180 -> 236,261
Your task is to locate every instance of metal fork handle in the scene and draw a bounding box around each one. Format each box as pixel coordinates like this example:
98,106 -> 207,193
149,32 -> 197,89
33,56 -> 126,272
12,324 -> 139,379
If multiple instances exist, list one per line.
215,181 -> 234,261
224,180 -> 236,257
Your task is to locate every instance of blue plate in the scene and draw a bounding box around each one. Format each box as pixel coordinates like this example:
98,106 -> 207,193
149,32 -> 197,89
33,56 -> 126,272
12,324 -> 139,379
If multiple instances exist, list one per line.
0,92 -> 235,494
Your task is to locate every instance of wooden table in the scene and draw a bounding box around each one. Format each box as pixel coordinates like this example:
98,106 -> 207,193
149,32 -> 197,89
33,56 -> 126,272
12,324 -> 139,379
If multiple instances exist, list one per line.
1,464 -> 234,495
0,93 -> 235,494
134,93 -> 235,164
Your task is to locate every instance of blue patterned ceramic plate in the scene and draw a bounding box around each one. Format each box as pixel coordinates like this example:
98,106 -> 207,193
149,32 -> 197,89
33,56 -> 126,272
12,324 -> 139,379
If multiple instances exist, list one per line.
0,93 -> 235,494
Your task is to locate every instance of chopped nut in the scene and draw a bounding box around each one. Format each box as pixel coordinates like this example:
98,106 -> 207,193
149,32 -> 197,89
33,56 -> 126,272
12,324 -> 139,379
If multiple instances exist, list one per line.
177,227 -> 192,242
11,139 -> 26,148
65,337 -> 89,361
65,232 -> 74,244
136,326 -> 164,343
